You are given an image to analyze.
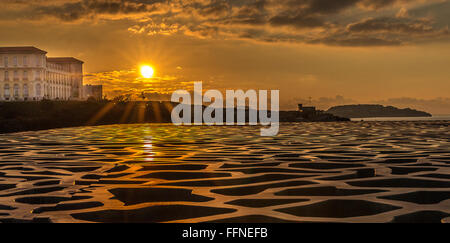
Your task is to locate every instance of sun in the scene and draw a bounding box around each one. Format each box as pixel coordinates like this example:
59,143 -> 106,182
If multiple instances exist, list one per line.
140,65 -> 154,78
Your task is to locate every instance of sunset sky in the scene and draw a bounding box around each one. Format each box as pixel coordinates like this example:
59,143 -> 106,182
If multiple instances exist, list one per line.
1,0 -> 449,113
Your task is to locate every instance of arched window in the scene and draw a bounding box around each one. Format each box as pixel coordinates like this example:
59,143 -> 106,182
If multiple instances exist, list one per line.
13,84 -> 19,97
36,83 -> 41,97
4,84 -> 10,98
23,84 -> 29,98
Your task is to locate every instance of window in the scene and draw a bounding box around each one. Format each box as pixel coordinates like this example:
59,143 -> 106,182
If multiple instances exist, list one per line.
4,57 -> 8,67
4,71 -> 8,80
14,70 -> 18,80
4,84 -> 10,98
13,84 -> 19,97
23,84 -> 29,98
35,70 -> 41,80
23,70 -> 28,80
13,56 -> 18,66
23,56 -> 28,66
36,83 -> 41,96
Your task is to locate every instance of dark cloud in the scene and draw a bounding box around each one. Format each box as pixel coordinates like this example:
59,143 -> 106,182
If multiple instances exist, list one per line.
196,0 -> 231,18
360,0 -> 413,9
348,17 -> 438,35
269,14 -> 325,28
309,35 -> 403,46
308,0 -> 360,14
2,0 -> 449,46
267,0 -> 358,29
33,0 -> 161,22
226,0 -> 268,25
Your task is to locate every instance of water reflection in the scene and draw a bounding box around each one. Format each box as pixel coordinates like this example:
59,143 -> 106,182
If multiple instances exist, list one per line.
0,122 -> 449,223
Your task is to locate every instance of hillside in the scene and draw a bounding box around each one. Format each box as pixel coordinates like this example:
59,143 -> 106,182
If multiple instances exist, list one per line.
327,104 -> 432,118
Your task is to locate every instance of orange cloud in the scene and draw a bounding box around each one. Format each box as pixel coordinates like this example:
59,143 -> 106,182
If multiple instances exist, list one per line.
1,0 -> 448,46
84,68 -> 210,99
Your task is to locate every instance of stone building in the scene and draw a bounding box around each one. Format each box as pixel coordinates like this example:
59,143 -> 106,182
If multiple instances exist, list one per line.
84,84 -> 103,100
0,46 -> 83,101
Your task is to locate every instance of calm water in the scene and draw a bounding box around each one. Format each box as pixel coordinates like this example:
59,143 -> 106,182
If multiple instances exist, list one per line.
0,122 -> 449,223
351,115 -> 450,121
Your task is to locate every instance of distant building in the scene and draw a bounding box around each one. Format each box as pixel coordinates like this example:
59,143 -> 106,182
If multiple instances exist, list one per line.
84,85 -> 103,100
0,46 -> 83,101
298,104 -> 316,113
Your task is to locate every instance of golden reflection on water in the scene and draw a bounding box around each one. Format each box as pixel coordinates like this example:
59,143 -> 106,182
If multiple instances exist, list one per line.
0,122 -> 449,223
143,135 -> 154,162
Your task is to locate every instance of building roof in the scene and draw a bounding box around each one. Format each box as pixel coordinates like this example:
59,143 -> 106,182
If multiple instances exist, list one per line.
47,57 -> 84,64
0,46 -> 47,54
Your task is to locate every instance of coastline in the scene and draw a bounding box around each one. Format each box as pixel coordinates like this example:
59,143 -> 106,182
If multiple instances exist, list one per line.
351,115 -> 450,121
0,100 -> 349,134
2,100 -> 447,135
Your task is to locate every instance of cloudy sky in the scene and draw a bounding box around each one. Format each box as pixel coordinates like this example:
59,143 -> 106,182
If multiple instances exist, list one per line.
1,0 -> 449,113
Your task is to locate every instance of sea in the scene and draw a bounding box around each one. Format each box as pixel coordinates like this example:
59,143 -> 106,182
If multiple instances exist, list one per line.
0,122 -> 449,223
350,115 -> 450,121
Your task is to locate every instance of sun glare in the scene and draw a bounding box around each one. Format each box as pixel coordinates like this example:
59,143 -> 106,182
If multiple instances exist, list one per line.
140,65 -> 154,78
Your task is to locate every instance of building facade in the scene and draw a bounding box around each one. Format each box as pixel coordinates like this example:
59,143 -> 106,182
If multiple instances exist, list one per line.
84,84 -> 103,100
0,46 -> 83,101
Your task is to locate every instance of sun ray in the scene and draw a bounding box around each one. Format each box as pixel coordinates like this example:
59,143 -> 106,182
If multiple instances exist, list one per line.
86,102 -> 116,126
